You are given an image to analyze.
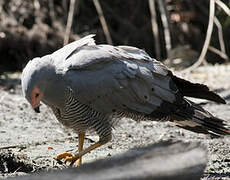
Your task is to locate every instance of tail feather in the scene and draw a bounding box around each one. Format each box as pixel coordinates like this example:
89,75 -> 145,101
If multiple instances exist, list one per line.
171,74 -> 226,104
171,100 -> 230,137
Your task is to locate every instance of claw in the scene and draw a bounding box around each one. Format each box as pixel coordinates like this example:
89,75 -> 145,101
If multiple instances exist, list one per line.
65,154 -> 80,166
55,139 -> 106,167
76,158 -> 82,167
56,152 -> 74,160
56,152 -> 80,167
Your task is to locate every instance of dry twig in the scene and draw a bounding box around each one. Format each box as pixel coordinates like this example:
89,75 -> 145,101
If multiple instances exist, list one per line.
93,0 -> 113,45
157,0 -> 171,57
214,17 -> 227,57
181,0 -> 215,73
34,0 -> 42,24
208,46 -> 229,61
48,0 -> 55,21
215,0 -> 230,16
149,0 -> 161,60
64,0 -> 77,45
0,145 -> 26,150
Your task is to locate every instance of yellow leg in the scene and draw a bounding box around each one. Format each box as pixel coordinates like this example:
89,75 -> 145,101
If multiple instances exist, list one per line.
57,134 -> 111,167
65,141 -> 104,166
56,132 -> 85,166
76,132 -> 85,166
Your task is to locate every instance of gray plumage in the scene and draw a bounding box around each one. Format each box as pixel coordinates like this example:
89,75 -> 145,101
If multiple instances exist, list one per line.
21,34 -> 229,147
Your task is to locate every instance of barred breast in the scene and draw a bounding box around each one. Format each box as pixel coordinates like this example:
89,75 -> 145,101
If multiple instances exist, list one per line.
51,88 -> 112,139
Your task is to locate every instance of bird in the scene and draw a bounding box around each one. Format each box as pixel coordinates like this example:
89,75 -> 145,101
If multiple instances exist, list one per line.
21,34 -> 230,166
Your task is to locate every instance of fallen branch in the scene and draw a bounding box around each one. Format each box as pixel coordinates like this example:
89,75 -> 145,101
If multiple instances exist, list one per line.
11,141 -> 207,180
181,0 -> 215,73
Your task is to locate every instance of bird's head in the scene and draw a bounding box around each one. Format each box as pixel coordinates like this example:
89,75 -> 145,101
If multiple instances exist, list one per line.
21,55 -> 55,113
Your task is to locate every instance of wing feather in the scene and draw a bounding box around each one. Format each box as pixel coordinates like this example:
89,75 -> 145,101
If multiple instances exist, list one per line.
62,45 -> 179,115
51,34 -> 96,64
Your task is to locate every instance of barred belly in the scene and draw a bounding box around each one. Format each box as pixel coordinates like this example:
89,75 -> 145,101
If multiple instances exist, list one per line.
51,88 -> 170,139
113,111 -> 171,122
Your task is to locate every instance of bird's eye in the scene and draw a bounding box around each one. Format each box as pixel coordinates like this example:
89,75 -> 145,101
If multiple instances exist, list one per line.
35,93 -> 39,98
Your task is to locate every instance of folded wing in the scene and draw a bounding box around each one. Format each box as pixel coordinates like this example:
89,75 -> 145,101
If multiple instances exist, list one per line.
62,44 -> 180,116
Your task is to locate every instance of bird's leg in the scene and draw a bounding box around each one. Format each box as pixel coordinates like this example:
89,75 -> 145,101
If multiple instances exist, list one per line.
56,132 -> 85,166
63,135 -> 111,166
76,132 -> 85,166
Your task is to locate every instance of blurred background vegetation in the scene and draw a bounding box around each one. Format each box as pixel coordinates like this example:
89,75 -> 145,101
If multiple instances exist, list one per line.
0,0 -> 230,73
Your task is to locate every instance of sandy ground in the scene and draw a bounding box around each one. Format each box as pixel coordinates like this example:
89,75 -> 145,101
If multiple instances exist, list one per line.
0,64 -> 230,179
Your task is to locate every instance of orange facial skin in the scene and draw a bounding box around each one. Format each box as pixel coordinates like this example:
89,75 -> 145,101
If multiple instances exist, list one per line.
31,86 -> 43,109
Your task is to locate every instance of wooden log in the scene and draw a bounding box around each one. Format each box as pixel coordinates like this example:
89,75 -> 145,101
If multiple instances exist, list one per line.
9,141 -> 207,180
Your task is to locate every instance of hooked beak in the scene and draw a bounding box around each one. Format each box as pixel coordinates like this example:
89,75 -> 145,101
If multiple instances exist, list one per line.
32,103 -> 41,113
34,106 -> 40,113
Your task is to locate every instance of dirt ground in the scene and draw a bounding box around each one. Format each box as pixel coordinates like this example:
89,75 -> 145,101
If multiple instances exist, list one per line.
0,64 -> 230,179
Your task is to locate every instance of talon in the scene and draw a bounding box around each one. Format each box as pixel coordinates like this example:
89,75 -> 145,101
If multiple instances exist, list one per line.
56,152 -> 81,167
76,159 -> 81,167
56,152 -> 74,160
65,156 -> 75,161
64,155 -> 79,166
